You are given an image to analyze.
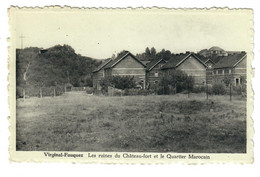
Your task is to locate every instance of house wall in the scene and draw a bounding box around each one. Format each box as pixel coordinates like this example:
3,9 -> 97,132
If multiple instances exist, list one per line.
146,60 -> 166,88
233,57 -> 246,77
111,55 -> 146,85
93,69 -> 105,91
212,56 -> 247,85
176,55 -> 207,84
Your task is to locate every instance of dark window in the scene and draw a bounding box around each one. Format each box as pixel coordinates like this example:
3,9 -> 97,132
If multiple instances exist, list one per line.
224,69 -> 229,74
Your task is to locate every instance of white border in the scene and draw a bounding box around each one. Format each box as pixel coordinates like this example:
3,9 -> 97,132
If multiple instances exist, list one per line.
1,1 -> 260,177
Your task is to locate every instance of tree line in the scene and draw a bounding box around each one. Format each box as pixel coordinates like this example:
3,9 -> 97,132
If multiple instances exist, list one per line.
16,45 -> 102,98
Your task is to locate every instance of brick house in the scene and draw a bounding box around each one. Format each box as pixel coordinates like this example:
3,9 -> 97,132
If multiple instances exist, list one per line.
212,52 -> 247,86
92,59 -> 112,92
104,51 -> 147,88
161,52 -> 207,84
145,58 -> 166,89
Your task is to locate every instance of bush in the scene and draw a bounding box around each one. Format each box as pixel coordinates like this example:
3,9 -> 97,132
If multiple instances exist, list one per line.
232,84 -> 246,96
100,76 -> 136,93
212,82 -> 226,95
158,70 -> 194,95
192,85 -> 206,93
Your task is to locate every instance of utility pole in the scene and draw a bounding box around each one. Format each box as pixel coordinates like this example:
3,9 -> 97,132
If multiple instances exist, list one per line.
19,34 -> 25,49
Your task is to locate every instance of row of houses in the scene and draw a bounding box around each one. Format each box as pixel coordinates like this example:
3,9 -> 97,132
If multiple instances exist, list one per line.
93,47 -> 247,92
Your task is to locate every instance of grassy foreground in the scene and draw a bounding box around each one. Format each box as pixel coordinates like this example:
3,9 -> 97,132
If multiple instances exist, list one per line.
16,93 -> 246,153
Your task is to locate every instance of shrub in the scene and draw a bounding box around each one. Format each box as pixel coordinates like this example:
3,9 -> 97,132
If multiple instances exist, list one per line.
100,76 -> 136,93
212,82 -> 226,95
232,84 -> 247,96
158,70 -> 194,94
192,85 -> 206,93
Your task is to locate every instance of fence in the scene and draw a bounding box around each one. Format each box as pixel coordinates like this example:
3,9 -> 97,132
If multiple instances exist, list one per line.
97,82 -> 246,101
16,85 -> 65,99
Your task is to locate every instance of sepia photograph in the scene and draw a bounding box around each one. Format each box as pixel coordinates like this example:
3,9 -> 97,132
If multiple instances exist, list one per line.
8,7 -> 253,163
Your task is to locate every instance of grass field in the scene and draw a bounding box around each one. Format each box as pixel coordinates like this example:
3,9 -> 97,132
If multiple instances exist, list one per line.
16,92 -> 247,153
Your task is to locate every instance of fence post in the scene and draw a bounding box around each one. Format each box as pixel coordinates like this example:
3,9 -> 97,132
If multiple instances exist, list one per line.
187,82 -> 190,98
23,88 -> 25,101
54,87 -> 56,97
230,83 -> 232,102
206,84 -> 208,100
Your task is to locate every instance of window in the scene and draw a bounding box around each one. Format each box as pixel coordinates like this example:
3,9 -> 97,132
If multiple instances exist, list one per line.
229,69 -> 232,74
155,72 -> 159,77
224,69 -> 229,74
235,78 -> 240,86
217,69 -> 222,75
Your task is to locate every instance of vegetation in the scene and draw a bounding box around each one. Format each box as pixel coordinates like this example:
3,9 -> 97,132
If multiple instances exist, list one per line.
158,70 -> 194,94
16,93 -> 246,153
212,82 -> 227,95
136,47 -> 174,61
16,45 -> 101,98
99,76 -> 136,92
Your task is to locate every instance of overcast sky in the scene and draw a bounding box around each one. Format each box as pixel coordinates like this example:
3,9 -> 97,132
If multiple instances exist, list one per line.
11,8 -> 252,59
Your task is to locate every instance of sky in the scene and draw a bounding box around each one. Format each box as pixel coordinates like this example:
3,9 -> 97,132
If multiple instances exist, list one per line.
11,8 -> 252,59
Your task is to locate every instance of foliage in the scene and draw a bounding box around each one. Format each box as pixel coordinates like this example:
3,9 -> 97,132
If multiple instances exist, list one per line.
16,45 -> 101,98
232,84 -> 247,96
212,82 -> 226,95
136,47 -> 174,61
222,75 -> 233,86
100,76 -> 136,93
158,70 -> 195,94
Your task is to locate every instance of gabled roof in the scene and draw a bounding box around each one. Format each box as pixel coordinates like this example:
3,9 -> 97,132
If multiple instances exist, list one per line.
213,52 -> 247,69
92,59 -> 112,73
146,58 -> 166,71
205,59 -> 215,65
104,51 -> 146,69
161,52 -> 207,70
194,53 -> 209,63
142,60 -> 151,65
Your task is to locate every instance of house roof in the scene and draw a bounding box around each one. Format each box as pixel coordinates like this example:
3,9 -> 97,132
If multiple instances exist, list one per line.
209,55 -> 225,64
92,59 -> 112,73
142,60 -> 151,65
146,58 -> 166,71
104,51 -> 146,69
161,52 -> 207,70
213,52 -> 247,69
205,59 -> 215,65
194,53 -> 209,63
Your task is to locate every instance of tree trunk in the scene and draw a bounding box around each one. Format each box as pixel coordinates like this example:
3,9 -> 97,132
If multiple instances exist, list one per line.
23,88 -> 25,101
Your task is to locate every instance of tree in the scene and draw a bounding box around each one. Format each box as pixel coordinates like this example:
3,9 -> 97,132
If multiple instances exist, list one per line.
156,49 -> 173,61
16,45 -> 102,98
158,70 -> 194,94
150,47 -> 156,56
145,47 -> 151,57
99,76 -> 136,92
223,75 -> 233,86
